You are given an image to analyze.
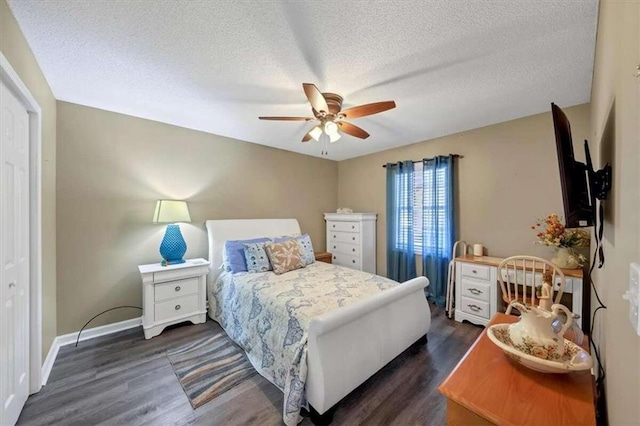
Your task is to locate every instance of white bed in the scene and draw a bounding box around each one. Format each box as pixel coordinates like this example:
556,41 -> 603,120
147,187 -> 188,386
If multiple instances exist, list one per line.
205,218 -> 431,422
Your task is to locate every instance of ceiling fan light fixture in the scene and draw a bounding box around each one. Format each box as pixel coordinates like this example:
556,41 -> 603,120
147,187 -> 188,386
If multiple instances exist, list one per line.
324,121 -> 338,135
309,126 -> 323,141
329,132 -> 341,143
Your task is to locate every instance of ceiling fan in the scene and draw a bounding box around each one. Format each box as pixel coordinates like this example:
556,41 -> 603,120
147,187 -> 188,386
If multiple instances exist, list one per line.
259,83 -> 396,143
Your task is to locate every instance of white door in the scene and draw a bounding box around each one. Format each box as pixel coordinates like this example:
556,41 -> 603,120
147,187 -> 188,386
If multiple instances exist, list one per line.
0,79 -> 30,425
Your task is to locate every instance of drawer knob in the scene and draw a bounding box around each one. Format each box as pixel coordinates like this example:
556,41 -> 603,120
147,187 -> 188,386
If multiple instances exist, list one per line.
334,235 -> 336,238
352,260 -> 356,264
352,248 -> 355,252
467,304 -> 481,312
333,245 -> 336,249
333,224 -> 335,228
351,225 -> 355,229
175,286 -> 181,292
469,288 -> 482,295
472,270 -> 477,274
333,256 -> 336,260
352,237 -> 355,241
175,304 -> 181,310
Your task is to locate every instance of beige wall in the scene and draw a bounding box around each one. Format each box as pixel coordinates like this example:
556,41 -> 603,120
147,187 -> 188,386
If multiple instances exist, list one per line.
589,0 -> 640,423
338,104 -> 590,277
56,101 -> 338,334
1,0 -> 57,361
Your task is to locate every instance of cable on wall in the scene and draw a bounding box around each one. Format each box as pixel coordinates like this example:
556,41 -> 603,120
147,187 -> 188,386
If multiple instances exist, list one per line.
589,200 -> 607,423
74,306 -> 142,347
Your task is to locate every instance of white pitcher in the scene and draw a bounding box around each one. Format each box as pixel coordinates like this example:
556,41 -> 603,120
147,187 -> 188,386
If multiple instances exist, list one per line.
507,301 -> 573,360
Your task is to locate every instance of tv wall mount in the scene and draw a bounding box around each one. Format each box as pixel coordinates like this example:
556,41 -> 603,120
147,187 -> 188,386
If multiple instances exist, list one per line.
584,141 -> 612,202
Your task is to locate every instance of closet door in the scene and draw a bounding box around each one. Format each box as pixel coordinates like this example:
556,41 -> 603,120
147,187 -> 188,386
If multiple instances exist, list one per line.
0,79 -> 30,426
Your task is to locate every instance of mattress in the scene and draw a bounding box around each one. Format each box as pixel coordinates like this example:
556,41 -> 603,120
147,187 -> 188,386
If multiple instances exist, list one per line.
209,261 -> 399,425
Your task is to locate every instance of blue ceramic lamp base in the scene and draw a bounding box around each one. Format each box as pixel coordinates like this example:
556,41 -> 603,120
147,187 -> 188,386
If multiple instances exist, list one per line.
159,224 -> 187,264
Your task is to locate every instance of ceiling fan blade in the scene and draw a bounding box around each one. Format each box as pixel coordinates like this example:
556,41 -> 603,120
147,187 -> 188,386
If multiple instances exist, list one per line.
259,116 -> 315,121
302,132 -> 312,142
338,121 -> 370,139
340,101 -> 396,119
302,83 -> 329,113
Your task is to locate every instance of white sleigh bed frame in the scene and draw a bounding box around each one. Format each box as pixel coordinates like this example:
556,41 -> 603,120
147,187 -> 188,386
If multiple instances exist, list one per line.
206,219 -> 431,415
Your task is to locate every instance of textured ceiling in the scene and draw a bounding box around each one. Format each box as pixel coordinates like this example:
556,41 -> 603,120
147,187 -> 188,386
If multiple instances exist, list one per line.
7,0 -> 598,161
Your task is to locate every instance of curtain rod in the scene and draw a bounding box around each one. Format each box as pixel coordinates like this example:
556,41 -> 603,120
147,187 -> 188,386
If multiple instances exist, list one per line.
381,154 -> 463,168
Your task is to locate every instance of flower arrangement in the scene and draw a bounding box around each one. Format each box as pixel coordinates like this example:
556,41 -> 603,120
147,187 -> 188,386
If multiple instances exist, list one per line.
532,214 -> 590,248
532,214 -> 589,267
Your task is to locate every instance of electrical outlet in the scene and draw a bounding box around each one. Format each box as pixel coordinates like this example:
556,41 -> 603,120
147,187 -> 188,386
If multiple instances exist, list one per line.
623,263 -> 640,336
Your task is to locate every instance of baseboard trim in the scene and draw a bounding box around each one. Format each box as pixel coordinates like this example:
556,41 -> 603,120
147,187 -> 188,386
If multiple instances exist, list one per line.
41,316 -> 143,386
41,337 -> 60,387
55,316 -> 143,347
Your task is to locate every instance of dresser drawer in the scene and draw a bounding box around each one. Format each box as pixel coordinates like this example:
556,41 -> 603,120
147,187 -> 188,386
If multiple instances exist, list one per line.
327,221 -> 359,233
461,279 -> 491,302
460,263 -> 491,281
155,294 -> 200,322
155,277 -> 199,302
329,232 -> 360,244
460,296 -> 490,319
332,253 -> 361,269
329,242 -> 359,256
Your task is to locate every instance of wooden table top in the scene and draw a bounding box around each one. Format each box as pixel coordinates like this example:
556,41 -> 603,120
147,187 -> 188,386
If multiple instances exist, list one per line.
438,313 -> 595,426
455,254 -> 584,279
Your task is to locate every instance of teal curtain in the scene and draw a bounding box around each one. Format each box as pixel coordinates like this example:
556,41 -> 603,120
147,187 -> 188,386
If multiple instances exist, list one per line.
386,161 -> 417,282
422,155 -> 455,307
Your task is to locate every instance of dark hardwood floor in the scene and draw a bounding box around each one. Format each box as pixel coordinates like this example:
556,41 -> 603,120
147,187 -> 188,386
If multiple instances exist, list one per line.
17,305 -> 482,426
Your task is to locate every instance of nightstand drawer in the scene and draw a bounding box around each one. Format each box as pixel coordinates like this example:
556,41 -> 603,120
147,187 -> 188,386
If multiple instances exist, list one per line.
327,221 -> 359,233
461,263 -> 491,281
155,277 -> 199,302
461,279 -> 491,302
155,294 -> 200,322
329,232 -> 361,244
461,296 -> 490,319
314,252 -> 332,264
153,266 -> 206,283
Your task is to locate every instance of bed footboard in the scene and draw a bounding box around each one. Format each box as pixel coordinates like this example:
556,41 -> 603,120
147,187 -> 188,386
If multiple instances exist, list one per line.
306,276 -> 431,414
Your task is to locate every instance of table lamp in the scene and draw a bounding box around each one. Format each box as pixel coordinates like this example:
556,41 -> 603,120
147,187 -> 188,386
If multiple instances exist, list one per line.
153,199 -> 191,264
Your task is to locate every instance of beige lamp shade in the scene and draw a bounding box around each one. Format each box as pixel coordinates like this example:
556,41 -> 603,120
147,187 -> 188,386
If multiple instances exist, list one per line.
152,200 -> 191,224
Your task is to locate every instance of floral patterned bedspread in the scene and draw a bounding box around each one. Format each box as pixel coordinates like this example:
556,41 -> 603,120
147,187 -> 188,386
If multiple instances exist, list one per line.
210,261 -> 399,425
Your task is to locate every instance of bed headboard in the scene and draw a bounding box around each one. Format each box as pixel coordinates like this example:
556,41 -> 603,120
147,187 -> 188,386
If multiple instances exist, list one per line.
205,218 -> 301,282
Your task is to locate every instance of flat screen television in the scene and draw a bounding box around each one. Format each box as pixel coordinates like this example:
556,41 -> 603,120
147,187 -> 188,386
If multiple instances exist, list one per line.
551,103 -> 595,228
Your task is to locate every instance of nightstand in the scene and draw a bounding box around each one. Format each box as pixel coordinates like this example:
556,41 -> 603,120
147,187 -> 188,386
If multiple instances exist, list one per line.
138,258 -> 209,339
315,252 -> 332,264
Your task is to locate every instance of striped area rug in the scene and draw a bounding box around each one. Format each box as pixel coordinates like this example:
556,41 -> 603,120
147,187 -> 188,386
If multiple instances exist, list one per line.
167,332 -> 258,409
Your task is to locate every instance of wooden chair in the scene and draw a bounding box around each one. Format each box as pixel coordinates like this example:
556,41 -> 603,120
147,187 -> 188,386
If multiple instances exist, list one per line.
497,255 -> 566,314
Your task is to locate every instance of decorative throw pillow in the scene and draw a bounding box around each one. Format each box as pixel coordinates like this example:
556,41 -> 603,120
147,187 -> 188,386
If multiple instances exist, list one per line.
264,240 -> 305,275
273,234 -> 315,265
243,242 -> 272,273
295,234 -> 315,265
223,237 -> 270,274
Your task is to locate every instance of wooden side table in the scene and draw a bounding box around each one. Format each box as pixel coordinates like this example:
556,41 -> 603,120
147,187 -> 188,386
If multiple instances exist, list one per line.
438,313 -> 595,425
138,258 -> 209,339
315,252 -> 332,264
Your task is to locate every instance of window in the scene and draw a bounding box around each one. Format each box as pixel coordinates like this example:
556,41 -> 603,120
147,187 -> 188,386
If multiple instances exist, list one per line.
396,162 -> 450,257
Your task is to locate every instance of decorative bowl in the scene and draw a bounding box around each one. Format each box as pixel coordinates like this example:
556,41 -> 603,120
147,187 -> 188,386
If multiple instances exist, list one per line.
487,324 -> 593,374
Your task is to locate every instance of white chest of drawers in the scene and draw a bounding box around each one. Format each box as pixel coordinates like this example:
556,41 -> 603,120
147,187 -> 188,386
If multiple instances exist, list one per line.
454,261 -> 499,326
324,213 -> 377,273
138,258 -> 209,339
